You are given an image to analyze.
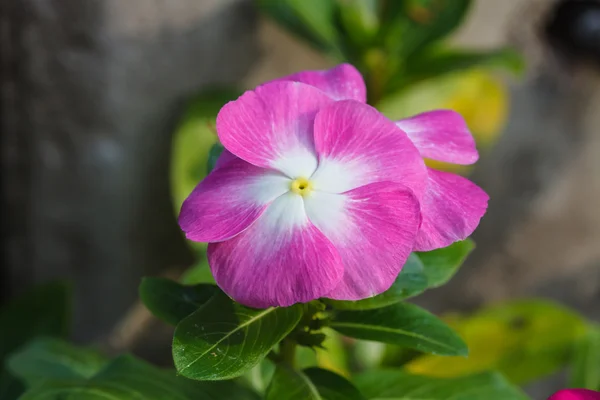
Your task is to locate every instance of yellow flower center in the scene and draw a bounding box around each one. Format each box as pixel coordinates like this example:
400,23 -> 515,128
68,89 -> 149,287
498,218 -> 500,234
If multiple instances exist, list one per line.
290,177 -> 313,197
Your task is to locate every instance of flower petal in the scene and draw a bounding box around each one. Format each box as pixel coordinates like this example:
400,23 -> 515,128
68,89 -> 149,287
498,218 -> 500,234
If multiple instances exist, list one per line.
549,389 -> 600,400
270,63 -> 367,102
213,148 -> 237,170
414,168 -> 489,251
208,192 -> 344,308
311,100 -> 428,198
395,110 -> 478,165
179,158 -> 291,243
304,182 -> 421,300
216,81 -> 334,178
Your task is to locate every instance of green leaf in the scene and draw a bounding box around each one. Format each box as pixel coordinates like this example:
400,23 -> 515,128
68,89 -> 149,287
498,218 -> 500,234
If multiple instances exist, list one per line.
405,47 -> 525,83
173,292 -> 303,380
417,239 -> 474,288
330,302 -> 467,356
0,282 -> 70,360
7,338 -> 108,386
18,355 -> 259,400
171,88 -> 241,213
258,0 -> 339,54
570,326 -> 600,390
381,0 -> 473,60
265,364 -> 321,400
337,0 -> 380,48
139,277 -> 217,326
325,254 -> 427,310
354,369 -> 529,400
303,368 -> 366,400
0,368 -> 25,400
266,365 -> 365,400
181,249 -> 217,285
207,142 -> 225,173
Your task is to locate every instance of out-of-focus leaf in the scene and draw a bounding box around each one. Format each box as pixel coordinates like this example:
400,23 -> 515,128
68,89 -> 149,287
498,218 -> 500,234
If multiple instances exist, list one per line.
139,277 -> 217,325
337,0 -> 380,47
397,46 -> 524,88
315,328 -> 350,378
173,291 -> 303,380
330,302 -> 467,356
265,365 -> 365,400
405,300 -> 587,384
18,355 -> 259,400
181,250 -> 216,285
381,0 -> 473,60
0,368 -> 24,400
570,326 -> 600,390
354,369 -> 529,400
325,254 -> 427,310
170,88 -> 241,214
7,338 -> 108,386
417,239 -> 474,288
258,0 -> 339,54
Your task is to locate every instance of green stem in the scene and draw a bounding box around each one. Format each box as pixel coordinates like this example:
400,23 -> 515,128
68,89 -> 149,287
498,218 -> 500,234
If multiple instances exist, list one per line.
279,338 -> 297,368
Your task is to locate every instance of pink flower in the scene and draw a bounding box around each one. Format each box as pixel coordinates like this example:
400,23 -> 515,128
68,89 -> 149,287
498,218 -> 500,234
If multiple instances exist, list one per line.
179,64 -> 488,308
549,389 -> 600,400
270,64 -> 489,251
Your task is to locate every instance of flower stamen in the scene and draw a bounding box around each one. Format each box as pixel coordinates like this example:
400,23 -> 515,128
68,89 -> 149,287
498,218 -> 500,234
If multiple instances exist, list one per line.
290,177 -> 313,196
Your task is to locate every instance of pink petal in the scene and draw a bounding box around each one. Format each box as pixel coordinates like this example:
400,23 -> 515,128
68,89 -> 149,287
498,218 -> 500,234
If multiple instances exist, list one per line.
395,110 -> 478,165
270,63 -> 367,102
179,158 -> 290,243
208,192 -> 344,308
213,148 -> 237,170
303,182 -> 421,300
216,81 -> 334,178
311,100 -> 428,199
414,168 -> 489,251
549,389 -> 600,400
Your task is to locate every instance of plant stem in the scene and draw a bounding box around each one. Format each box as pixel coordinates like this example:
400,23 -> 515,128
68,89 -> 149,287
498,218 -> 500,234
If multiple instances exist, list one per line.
279,338 -> 297,368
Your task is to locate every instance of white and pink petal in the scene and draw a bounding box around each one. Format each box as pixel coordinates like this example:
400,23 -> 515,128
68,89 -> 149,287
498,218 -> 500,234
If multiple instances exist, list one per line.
216,81 -> 334,178
179,158 -> 290,243
208,192 -> 344,308
395,110 -> 478,165
311,100 -> 428,199
270,63 -> 367,102
414,168 -> 489,251
304,182 -> 422,300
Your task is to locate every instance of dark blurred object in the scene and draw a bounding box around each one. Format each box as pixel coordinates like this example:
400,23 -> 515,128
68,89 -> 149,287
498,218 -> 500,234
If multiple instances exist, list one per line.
546,0 -> 600,66
0,0 -> 258,342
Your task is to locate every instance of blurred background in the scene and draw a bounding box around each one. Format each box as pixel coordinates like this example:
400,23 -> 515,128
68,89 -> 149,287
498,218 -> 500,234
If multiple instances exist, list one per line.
2,0 -> 600,398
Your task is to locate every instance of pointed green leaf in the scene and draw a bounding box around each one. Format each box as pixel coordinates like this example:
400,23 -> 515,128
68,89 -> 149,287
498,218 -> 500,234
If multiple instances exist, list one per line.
139,277 -> 217,325
417,239 -> 474,288
325,254 -> 427,310
266,365 -> 366,400
330,302 -> 467,356
18,355 -> 259,400
354,370 -> 529,400
7,338 -> 108,386
173,292 -> 303,380
570,326 -> 600,390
